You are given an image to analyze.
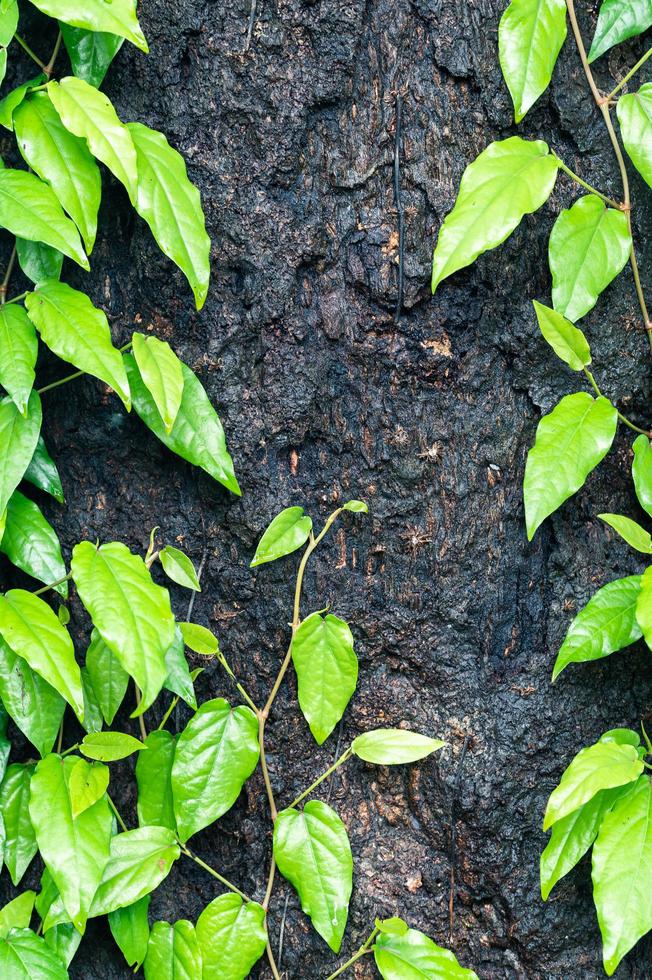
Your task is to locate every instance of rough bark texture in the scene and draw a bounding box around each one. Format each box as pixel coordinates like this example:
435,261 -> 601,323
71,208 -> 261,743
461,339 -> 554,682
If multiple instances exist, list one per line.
1,0 -> 651,977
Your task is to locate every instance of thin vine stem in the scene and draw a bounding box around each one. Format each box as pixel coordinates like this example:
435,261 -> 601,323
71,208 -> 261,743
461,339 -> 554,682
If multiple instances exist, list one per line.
133,684 -> 147,741
44,30 -> 62,77
604,46 -> 652,103
32,571 -> 72,596
288,747 -> 353,810
157,694 -> 180,732
5,291 -> 27,306
216,650 -> 259,713
325,928 -> 379,980
554,156 -> 620,208
0,247 -> 17,305
107,795 -> 129,833
583,368 -> 650,435
14,34 -> 47,71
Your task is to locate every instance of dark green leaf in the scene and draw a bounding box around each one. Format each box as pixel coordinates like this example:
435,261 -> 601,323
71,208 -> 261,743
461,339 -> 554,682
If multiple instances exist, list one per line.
60,24 -> 124,89
0,640 -> 64,757
374,928 -> 479,979
196,894 -> 267,980
109,895 -> 150,970
632,435 -> 652,519
251,506 -> 312,567
292,612 -> 358,744
163,627 -> 197,709
352,728 -> 446,765
85,628 -> 129,727
15,238 -> 63,286
89,827 -> 180,917
0,169 -> 88,268
0,304 -> 37,414
159,545 -> 201,591
136,730 -> 176,831
532,300 -> 591,371
589,0 -> 652,62
0,390 -> 42,518
1,491 -> 67,596
144,919 -> 202,980
80,731 -> 145,762
0,763 -> 37,885
23,436 -> 64,503
498,0 -> 567,122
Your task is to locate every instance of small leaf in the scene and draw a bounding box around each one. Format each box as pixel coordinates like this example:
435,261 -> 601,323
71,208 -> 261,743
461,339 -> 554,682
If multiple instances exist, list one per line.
178,621 -> 218,655
144,920 -> 202,980
80,731 -> 145,762
0,640 -> 64,758
0,169 -> 88,269
588,0 -> 652,62
163,627 -> 197,708
352,728 -> 445,764
0,74 -> 46,132
89,826 -> 180,917
109,895 -> 150,970
16,238 -> 63,286
135,730 -> 176,831
251,506 -> 313,567
633,435 -> 652,519
131,333 -> 184,434
0,928 -> 68,979
24,436 -> 64,503
292,612 -> 358,744
342,499 -> 368,513
374,928 -> 479,980
0,304 -> 37,414
1,491 -> 68,596
196,894 -> 267,980
375,917 -> 409,936
159,545 -> 201,591
0,390 -> 42,518
617,84 -> 652,190
85,628 -> 129,726
60,24 -> 125,89
68,758 -> 109,819
31,0 -> 148,52
43,922 -> 81,968
498,0 -> 567,122
532,300 -> 591,371
0,763 -> 37,885
599,513 -> 652,553
0,890 -> 36,938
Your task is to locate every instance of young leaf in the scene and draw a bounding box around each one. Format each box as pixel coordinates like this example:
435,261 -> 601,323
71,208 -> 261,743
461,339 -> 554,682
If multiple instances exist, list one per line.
0,304 -> 37,414
552,575 -> 642,679
127,124 -> 211,309
292,612 -> 358,744
0,763 -> 37,885
251,506 -> 313,567
68,758 -> 109,819
163,627 -> 197,708
1,491 -> 68,596
132,333 -> 184,434
532,300 -> 591,371
0,74 -> 46,132
549,195 -> 631,323
30,0 -> 148,53
352,728 -> 445,764
109,895 -> 150,970
635,566 -> 652,651
617,84 -> 652,190
0,640 -> 65,758
15,238 -> 63,286
196,894 -> 267,980
599,513 -> 652,553
523,393 -> 618,539
633,435 -> 652,519
375,917 -> 409,936
588,0 -> 652,63
0,390 -> 42,518
159,545 -> 201,591
80,731 -> 146,762
144,920 -> 202,980
60,24 -> 125,89
498,0 -> 567,123
171,698 -> 259,842
24,436 -> 64,503
0,169 -> 88,269
543,740 -> 643,830
273,800 -> 353,952
89,826 -> 180,917
178,621 -> 219,655
25,281 -> 131,410
431,137 -> 558,293
124,354 -> 240,496
0,928 -> 68,979
342,499 -> 368,513
374,928 -> 479,980
135,730 -> 176,831
0,891 -> 36,938
85,628 -> 129,726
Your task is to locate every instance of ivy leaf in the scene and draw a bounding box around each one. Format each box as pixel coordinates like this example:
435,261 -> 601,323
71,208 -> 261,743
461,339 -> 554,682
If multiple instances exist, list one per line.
144,920 -> 202,980
25,281 -> 131,411
552,575 -> 642,679
132,333 -> 184,434
292,612 -> 358,745
163,627 -> 197,709
60,24 -> 125,89
543,740 -> 643,830
617,84 -> 652,190
374,928 -> 479,980
0,763 -> 37,885
16,238 -> 63,286
532,300 -> 591,371
30,0 -> 148,53
68,758 -> 109,819
171,698 -> 259,843
599,513 -> 652,553
108,895 -> 150,970
24,436 -> 64,503
127,124 -> 211,310
588,0 -> 652,62
1,491 -> 68,596
593,776 -> 652,975
85,629 -> 129,727
0,928 -> 68,979
124,353 -> 240,496
0,169 -> 88,268
135,730 -> 176,831
0,74 -> 46,132
0,390 -> 42,519
71,541 -> 176,715
352,728 -> 445,764
251,506 -> 313,567
80,731 -> 145,762
89,826 -> 180,917
274,800 -> 352,952
523,393 -> 618,540
196,894 -> 267,980
0,0 -> 17,48
159,545 -> 201,592
633,435 -> 652,519
29,754 -> 113,932
0,640 -> 65,758
431,137 -> 558,293
178,621 -> 218,655
549,195 -> 631,323
0,304 -> 37,415
498,0 -> 567,122
0,891 -> 36,938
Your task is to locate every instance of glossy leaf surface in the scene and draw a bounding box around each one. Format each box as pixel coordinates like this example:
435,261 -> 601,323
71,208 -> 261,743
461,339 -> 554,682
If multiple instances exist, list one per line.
352,728 -> 446,765
0,390 -> 42,519
0,640 -> 64,758
68,758 -> 109,819
533,300 -> 591,371
1,491 -> 67,596
0,891 -> 36,938
600,513 -> 652,553
636,566 -> 652,651
178,621 -> 218,655
60,24 -> 124,89
0,169 -> 88,268
0,928 -> 68,979
30,0 -> 148,52
0,763 -> 37,885
0,75 -> 46,132
292,612 -> 358,744
633,435 -> 652,519
617,84 -> 652,189
159,545 -> 200,591
15,238 -> 63,286
144,919 -> 201,980
108,895 -> 150,970
80,731 -> 145,762
89,827 -> 180,917
196,894 -> 267,980
498,0 -> 567,122
135,730 -> 176,831
251,506 -> 312,567
0,304 -> 37,414
131,333 -> 184,434
24,436 -> 64,503
588,0 -> 652,62
374,928 -> 479,979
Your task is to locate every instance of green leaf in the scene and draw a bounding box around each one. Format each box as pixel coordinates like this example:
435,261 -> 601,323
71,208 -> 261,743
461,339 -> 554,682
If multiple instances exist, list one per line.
588,0 -> 652,62
163,627 -> 197,708
43,922 -> 81,968
85,628 -> 129,726
251,506 -> 313,567
292,612 -> 358,744
543,740 -> 643,830
523,392 -> 618,539
196,894 -> 267,980
109,895 -> 150,970
159,545 -> 201,591
30,0 -> 148,53
171,697 -> 259,842
178,621 -> 218,655
374,928 -> 479,980
136,730 -> 176,831
599,513 -> 652,553
352,728 -> 446,764
0,891 -> 36,938
29,753 -> 112,932
144,920 -> 202,980
47,77 -> 138,200
127,123 -> 211,310
375,917 -> 409,937
25,281 -> 131,410
0,390 -> 42,518
67,758 -> 108,819
0,0 -> 17,48
124,353 -> 240,495
80,731 -> 145,762
0,589 -> 83,720
1,491 -> 68,596
0,708 -> 10,785
80,665 -> 103,734
636,565 -> 652,652
553,575 -> 643,679
89,826 -> 180,917
0,763 -> 37,885
0,928 -> 68,979
633,435 -> 652,519
593,775 -> 652,975
24,436 -> 64,503
131,333 -> 184,434
15,238 -> 63,286
0,640 -> 64,758
0,169 -> 88,269
0,305 -> 37,414
0,74 -> 46,132
532,300 -> 591,371
617,84 -> 652,190
71,541 -> 175,714
498,0 -> 567,122
549,195 -> 631,323
60,24 -> 125,89
342,499 -> 368,513
431,137 -> 558,293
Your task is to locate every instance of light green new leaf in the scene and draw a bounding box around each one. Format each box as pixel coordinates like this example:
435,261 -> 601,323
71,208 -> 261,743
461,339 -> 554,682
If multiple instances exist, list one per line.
60,24 -> 125,89
374,928 -> 479,980
593,776 -> 652,975
636,565 -> 652,651
342,499 -> 368,513
24,436 -> 64,503
498,0 -> 567,122
124,354 -> 240,495
523,393 -> 618,539
15,238 -> 63,286
136,730 -> 176,831
549,195 -> 631,322
163,628 -> 197,708
0,169 -> 88,268
0,390 -> 42,518
172,698 -> 259,842
127,124 -> 211,310
431,137 -> 558,292
68,758 -> 109,819
1,491 -> 68,596
196,894 -> 267,980
352,728 -> 445,764
47,77 -> 138,200
159,545 -> 201,591
71,541 -> 175,715
0,763 -> 37,885
25,281 -> 131,410
144,920 -> 202,980
617,84 -> 652,189
532,300 -> 591,371
29,754 -> 112,932
553,575 -> 642,679
589,0 -> 652,62
109,895 -> 150,970
178,621 -> 218,655
0,891 -> 36,938
600,513 -> 652,553
132,333 -> 184,433
0,640 -> 64,758
633,435 -> 652,520
85,628 -> 129,726
0,928 -> 68,980
89,827 -> 180,917
30,0 -> 147,52
375,917 -> 409,937
292,613 -> 358,744
0,75 -> 46,132
80,731 -> 145,762
0,304 -> 37,414
0,0 -> 17,48
251,506 -> 313,567
543,740 -> 643,830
